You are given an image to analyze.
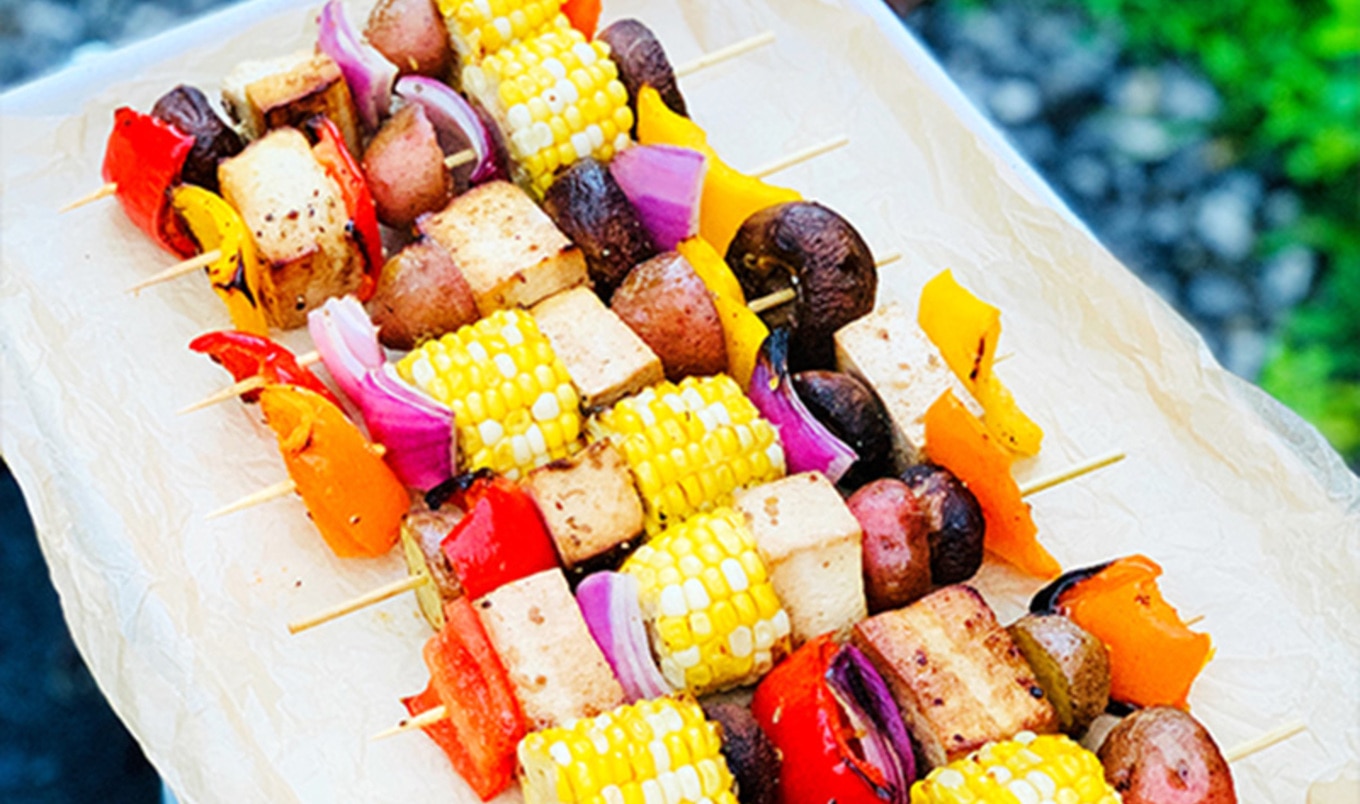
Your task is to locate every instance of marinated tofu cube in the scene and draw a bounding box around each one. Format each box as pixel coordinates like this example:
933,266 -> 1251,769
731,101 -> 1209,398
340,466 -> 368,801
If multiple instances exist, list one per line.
735,472 -> 867,645
523,440 -> 645,572
475,568 -> 626,730
851,584 -> 1059,769
222,51 -> 361,156
532,287 -> 664,411
418,181 -> 588,315
218,128 -> 364,329
834,303 -> 983,467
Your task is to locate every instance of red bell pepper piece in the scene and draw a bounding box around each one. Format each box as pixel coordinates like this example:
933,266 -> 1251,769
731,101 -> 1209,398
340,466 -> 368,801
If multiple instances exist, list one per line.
101,107 -> 198,256
561,0 -> 602,38
1056,555 -> 1213,709
307,116 -> 384,301
189,330 -> 340,408
401,597 -> 526,800
751,634 -> 906,804
440,476 -> 559,600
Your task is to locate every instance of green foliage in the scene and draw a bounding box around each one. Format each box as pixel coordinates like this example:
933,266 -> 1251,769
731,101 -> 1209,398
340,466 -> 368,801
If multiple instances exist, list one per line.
1059,0 -> 1360,464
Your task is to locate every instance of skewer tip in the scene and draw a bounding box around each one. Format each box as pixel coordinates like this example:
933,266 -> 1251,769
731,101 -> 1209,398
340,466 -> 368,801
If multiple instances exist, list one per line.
59,183 -> 117,213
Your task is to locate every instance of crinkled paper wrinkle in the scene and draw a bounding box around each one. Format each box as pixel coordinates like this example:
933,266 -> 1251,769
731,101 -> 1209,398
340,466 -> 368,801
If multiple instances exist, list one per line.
1,0 -> 1357,801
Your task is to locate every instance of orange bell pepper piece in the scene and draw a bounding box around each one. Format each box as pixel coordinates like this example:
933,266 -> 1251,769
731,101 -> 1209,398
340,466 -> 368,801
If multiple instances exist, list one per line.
636,86 -> 800,253
676,236 -> 768,389
1058,555 -> 1213,709
919,270 -> 1043,456
924,391 -> 1060,579
259,385 -> 409,558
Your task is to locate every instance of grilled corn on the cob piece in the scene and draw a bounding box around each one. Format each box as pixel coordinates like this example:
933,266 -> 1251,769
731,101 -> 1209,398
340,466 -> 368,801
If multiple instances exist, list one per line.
588,375 -> 785,534
519,696 -> 740,804
910,732 -> 1120,804
463,25 -> 634,194
622,509 -> 791,695
396,309 -> 583,479
436,0 -> 565,65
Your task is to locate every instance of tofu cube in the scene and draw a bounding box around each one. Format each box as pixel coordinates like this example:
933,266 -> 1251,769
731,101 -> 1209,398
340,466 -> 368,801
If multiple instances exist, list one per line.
418,182 -> 588,315
835,303 -> 983,467
531,287 -> 664,411
524,440 -> 645,571
475,568 -> 626,730
222,51 -> 361,157
735,472 -> 866,645
218,128 -> 363,329
851,585 -> 1059,769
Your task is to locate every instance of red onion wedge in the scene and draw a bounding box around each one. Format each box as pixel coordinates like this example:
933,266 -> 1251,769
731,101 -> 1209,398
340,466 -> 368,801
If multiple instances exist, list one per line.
826,644 -> 919,798
609,144 -> 705,250
308,296 -> 454,490
307,295 -> 384,406
750,328 -> 858,482
357,364 -> 455,491
317,0 -> 398,132
577,572 -> 673,702
395,76 -> 500,184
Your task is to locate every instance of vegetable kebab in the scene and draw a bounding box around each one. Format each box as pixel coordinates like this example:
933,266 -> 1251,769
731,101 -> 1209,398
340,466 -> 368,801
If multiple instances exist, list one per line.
74,1 -> 1271,800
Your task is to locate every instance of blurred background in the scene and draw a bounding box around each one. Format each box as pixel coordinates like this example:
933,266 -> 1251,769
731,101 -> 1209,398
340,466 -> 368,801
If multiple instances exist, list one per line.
1,0 -> 1355,799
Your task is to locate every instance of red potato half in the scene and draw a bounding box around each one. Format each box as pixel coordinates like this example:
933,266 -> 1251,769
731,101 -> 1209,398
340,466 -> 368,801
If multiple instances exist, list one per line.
361,104 -> 452,229
610,252 -> 727,381
847,478 -> 933,613
365,0 -> 454,78
367,237 -> 478,350
1098,707 -> 1237,804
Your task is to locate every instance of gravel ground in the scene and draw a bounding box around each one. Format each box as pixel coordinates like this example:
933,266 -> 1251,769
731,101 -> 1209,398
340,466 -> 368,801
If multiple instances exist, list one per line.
0,0 -> 1291,800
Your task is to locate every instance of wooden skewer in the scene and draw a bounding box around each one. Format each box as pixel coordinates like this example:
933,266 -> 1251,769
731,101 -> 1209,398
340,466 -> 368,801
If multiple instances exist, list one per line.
60,182 -> 118,212
126,249 -> 222,294
750,135 -> 849,179
205,478 -> 296,520
373,705 -> 448,741
1183,614 -> 1206,627
1019,452 -> 1125,498
179,350 -> 320,415
1224,720 -> 1307,763
747,251 -> 902,314
288,573 -> 430,634
674,31 -> 777,78
444,149 -> 476,170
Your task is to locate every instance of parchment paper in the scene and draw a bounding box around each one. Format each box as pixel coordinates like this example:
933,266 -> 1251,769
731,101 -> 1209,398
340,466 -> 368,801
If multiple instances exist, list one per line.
2,1 -> 1357,801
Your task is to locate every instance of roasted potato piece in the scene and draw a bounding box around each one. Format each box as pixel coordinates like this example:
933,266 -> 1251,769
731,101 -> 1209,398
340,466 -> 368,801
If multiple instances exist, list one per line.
367,236 -> 478,350
1007,613 -> 1111,736
365,0 -> 453,78
846,478 -> 933,613
1098,707 -> 1237,804
399,507 -> 463,631
362,104 -> 453,228
611,252 -> 726,381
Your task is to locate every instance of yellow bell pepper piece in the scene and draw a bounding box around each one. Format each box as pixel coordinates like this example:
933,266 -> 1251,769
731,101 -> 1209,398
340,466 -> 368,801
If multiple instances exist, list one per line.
677,235 -> 745,303
636,86 -> 800,253
170,185 -> 268,337
918,270 -> 1043,456
677,236 -> 767,390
